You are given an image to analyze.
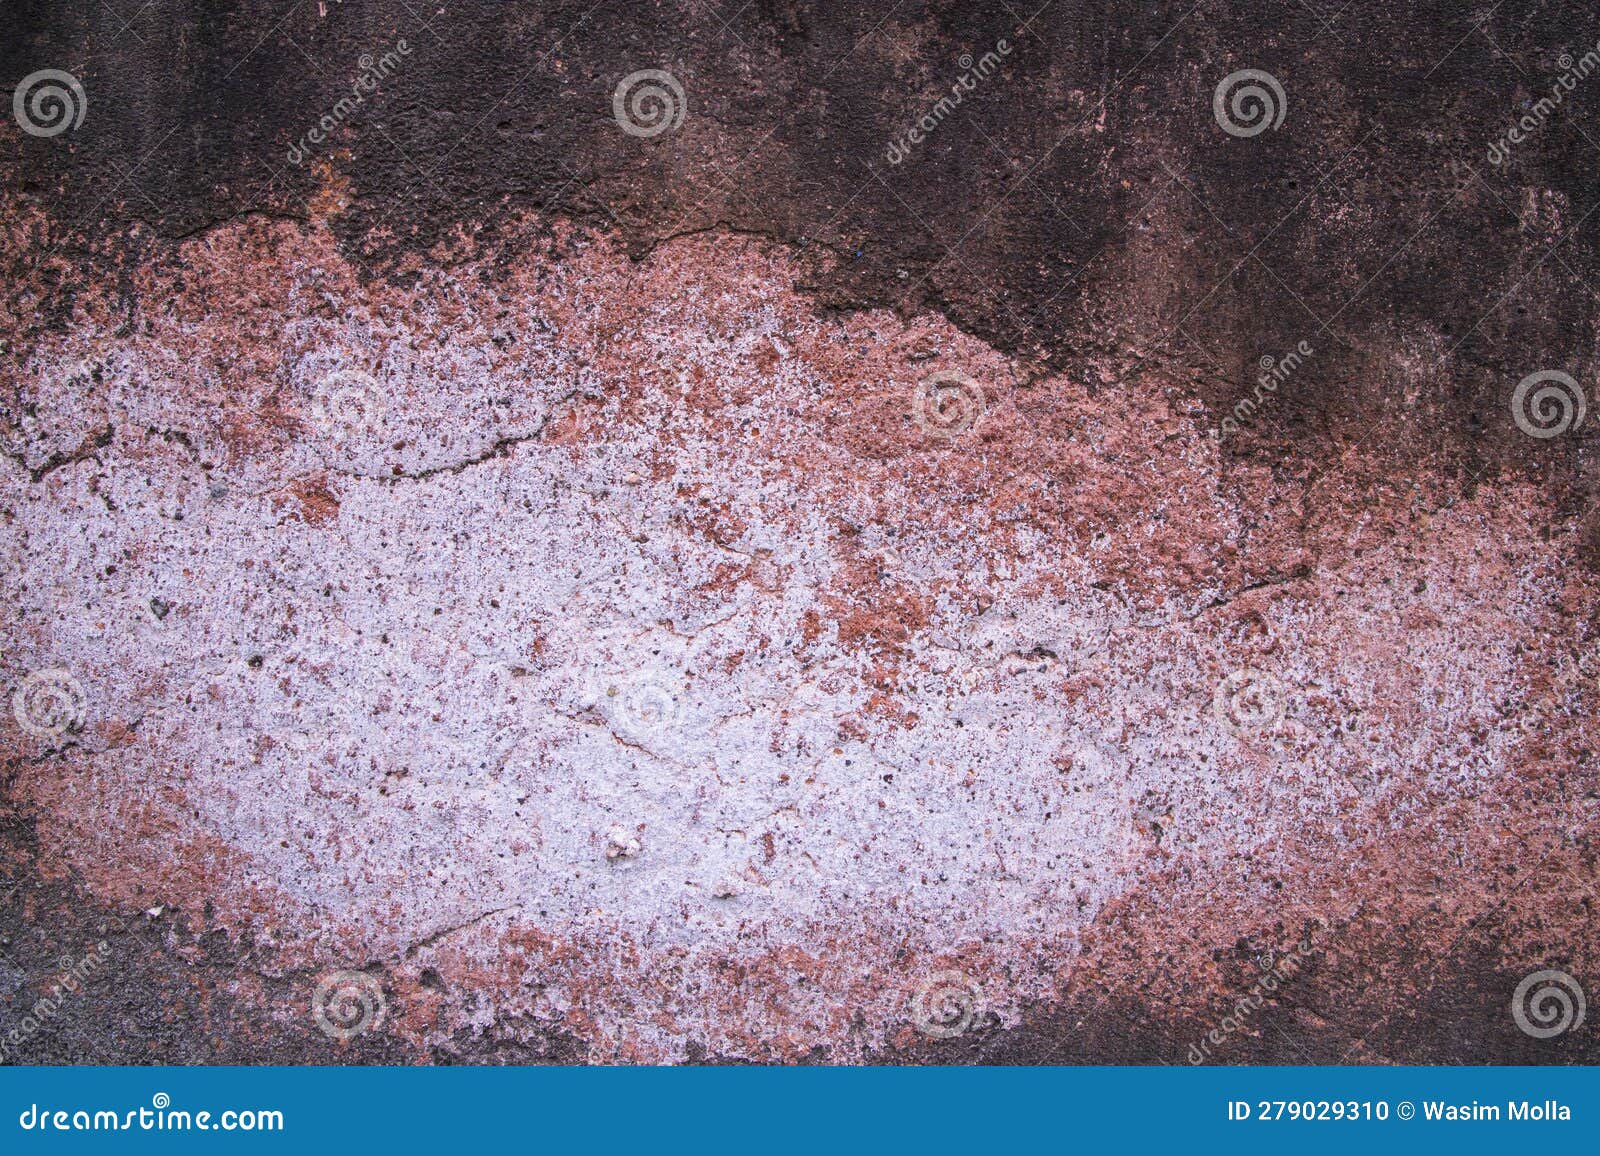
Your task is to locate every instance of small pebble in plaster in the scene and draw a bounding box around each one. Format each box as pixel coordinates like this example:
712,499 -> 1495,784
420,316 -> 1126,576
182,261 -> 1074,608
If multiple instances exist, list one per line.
605,827 -> 641,861
1002,648 -> 1057,676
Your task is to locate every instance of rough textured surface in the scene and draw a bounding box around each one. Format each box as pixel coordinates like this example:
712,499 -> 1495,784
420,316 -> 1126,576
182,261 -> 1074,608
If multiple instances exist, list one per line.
1,1 -> 1597,1063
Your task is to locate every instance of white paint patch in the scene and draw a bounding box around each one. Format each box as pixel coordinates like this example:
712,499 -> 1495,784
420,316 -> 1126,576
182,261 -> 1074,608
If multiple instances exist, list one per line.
0,229 -> 1579,1059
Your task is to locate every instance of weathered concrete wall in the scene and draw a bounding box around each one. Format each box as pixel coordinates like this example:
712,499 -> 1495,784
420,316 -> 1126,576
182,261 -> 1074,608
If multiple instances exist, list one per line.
1,1 -> 1596,1063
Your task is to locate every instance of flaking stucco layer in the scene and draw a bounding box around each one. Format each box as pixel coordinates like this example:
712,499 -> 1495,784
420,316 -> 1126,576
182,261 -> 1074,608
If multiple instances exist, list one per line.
2,212 -> 1594,1062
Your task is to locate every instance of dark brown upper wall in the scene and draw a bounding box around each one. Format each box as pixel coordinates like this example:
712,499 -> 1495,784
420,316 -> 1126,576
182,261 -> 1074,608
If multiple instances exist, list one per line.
5,1 -> 1599,477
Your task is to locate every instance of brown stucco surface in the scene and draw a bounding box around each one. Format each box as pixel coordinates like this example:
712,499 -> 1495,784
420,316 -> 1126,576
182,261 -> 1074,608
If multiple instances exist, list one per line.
1,1 -> 1596,1063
